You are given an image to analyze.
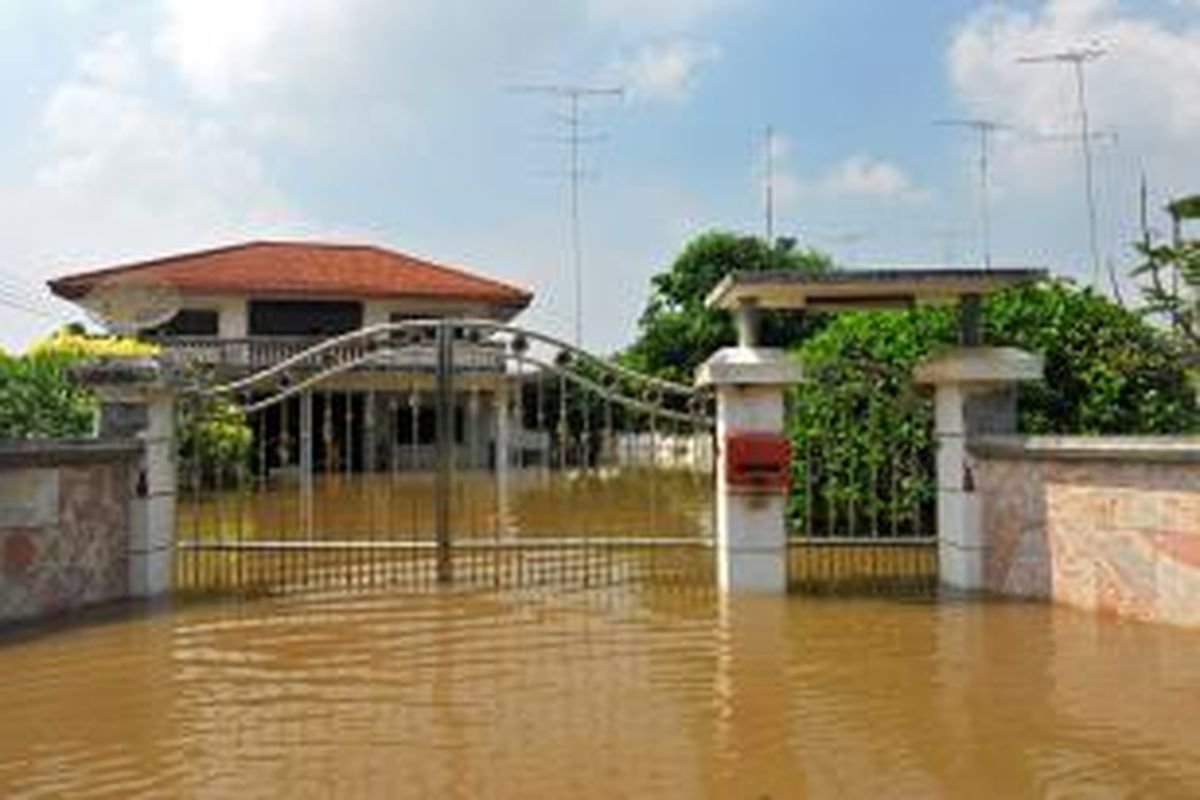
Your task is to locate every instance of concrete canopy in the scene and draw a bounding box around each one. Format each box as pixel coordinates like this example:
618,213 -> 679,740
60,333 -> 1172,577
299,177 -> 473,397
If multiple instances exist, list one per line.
705,268 -> 1047,311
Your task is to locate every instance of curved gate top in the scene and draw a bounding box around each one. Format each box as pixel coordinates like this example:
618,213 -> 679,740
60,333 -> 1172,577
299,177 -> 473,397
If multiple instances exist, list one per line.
174,319 -> 716,595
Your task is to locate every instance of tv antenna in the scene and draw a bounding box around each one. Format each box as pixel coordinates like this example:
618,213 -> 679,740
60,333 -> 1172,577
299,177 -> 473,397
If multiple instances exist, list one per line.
510,83 -> 623,347
764,125 -> 777,243
1018,44 -> 1108,289
936,118 -> 1013,270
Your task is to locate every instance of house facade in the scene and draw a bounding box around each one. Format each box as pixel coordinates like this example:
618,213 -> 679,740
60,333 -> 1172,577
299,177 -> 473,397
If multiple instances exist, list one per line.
49,240 -> 531,365
48,241 -> 537,471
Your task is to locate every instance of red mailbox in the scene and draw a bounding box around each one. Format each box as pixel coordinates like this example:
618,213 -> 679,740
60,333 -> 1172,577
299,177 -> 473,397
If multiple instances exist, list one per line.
724,431 -> 792,494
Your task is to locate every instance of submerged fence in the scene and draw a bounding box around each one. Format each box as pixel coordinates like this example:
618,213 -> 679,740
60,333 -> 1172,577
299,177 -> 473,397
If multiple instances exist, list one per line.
174,319 -> 717,597
786,356 -> 939,595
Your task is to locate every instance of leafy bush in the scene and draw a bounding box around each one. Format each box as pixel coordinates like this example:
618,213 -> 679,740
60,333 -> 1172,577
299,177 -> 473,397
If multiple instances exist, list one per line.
0,350 -> 96,439
29,328 -> 159,360
3,328 -> 252,483
0,328 -> 160,440
985,281 -> 1198,433
178,395 -> 254,486
790,280 -> 1200,534
790,307 -> 948,536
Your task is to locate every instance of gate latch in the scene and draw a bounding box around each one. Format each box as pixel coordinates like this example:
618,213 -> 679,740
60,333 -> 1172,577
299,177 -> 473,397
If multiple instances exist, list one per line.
724,431 -> 792,494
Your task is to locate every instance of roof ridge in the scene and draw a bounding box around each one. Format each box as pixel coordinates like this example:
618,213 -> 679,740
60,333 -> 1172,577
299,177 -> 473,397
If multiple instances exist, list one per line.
46,239 -> 533,304
50,239 -> 390,284
252,240 -> 376,251
362,244 -> 530,298
48,241 -> 268,286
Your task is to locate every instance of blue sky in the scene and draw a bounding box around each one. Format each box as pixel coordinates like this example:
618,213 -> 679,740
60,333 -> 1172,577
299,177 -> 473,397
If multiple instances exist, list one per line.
0,0 -> 1197,352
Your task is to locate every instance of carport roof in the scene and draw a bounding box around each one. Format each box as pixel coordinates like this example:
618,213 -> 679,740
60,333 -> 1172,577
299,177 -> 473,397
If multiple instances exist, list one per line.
705,268 -> 1047,311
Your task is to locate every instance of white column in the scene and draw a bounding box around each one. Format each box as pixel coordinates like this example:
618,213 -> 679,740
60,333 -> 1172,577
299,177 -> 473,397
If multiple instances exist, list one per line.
697,347 -> 804,593
128,392 -> 176,598
88,361 -> 178,600
915,347 -> 1042,592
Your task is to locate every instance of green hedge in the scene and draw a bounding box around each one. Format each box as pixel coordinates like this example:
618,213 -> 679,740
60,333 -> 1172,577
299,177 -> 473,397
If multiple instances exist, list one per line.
789,280 -> 1200,534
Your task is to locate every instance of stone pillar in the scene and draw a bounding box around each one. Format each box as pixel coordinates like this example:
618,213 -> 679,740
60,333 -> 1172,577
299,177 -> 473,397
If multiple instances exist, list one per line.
915,347 -> 1042,593
83,359 -> 179,599
697,347 -> 804,593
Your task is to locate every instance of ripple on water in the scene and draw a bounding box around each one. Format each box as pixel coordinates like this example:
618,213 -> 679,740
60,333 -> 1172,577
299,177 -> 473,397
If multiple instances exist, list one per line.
0,587 -> 1198,798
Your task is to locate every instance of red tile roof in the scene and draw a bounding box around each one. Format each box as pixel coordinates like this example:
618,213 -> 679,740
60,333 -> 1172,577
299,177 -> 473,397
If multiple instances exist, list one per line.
47,241 -> 532,308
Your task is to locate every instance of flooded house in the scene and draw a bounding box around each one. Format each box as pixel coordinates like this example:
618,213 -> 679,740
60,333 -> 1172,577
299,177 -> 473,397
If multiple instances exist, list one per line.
47,241 -> 535,472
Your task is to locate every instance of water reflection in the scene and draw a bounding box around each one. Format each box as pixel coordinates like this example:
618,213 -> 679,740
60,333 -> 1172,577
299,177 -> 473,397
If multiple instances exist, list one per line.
181,468 -> 714,542
0,589 -> 1197,798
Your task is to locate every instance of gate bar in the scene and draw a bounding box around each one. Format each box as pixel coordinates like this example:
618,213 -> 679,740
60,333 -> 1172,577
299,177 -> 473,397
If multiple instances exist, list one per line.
435,321 -> 454,584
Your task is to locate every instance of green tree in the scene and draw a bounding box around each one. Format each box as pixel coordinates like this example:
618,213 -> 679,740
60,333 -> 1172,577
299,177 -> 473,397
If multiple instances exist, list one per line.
1133,194 -> 1200,354
622,231 -> 832,382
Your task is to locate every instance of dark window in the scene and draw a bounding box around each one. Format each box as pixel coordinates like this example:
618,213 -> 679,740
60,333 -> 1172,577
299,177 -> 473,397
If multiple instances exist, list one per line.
248,300 -> 363,336
395,407 -> 464,445
153,309 -> 218,336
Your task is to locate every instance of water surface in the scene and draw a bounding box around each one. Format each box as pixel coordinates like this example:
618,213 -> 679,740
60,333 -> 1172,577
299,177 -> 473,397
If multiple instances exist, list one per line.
1,587 -> 1196,798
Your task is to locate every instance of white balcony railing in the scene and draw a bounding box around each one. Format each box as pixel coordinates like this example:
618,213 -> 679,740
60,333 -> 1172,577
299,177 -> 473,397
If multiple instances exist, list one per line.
159,335 -> 507,372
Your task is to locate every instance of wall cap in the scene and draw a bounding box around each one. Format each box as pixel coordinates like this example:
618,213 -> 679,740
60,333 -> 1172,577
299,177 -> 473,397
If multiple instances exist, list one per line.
695,347 -> 804,388
914,346 -> 1043,386
0,438 -> 142,468
970,435 -> 1200,464
69,357 -> 190,401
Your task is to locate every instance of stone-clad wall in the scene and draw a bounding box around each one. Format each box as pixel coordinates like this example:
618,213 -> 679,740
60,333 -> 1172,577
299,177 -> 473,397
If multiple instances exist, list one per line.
970,438 -> 1200,628
0,442 -> 141,625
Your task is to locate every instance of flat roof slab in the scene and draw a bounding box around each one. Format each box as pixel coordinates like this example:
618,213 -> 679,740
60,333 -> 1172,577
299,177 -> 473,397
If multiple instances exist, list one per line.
706,268 -> 1047,311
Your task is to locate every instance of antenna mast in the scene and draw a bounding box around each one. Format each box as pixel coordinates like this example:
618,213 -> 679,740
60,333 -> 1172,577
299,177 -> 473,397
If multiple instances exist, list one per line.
937,118 -> 1010,270
510,83 -> 623,347
764,125 -> 776,244
1019,45 -> 1107,289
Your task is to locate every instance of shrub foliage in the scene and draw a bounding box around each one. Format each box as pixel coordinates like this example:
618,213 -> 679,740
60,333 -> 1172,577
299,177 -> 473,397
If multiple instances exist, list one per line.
790,280 -> 1199,534
0,350 -> 96,439
3,328 -> 252,480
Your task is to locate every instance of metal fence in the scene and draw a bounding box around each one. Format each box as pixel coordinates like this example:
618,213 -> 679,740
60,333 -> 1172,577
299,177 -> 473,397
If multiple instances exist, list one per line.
175,319 -> 716,597
787,356 -> 938,594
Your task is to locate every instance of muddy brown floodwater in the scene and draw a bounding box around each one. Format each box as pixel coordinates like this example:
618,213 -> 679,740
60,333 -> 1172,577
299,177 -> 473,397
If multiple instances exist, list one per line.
1,583 -> 1198,798
181,469 -> 716,542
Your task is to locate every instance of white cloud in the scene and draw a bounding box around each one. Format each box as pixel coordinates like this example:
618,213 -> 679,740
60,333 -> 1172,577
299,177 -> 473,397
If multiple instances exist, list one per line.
159,0 -> 407,103
155,0 -> 737,138
613,40 -> 719,102
76,32 -> 143,88
0,34 -> 301,349
34,35 -> 293,242
818,155 -> 925,201
156,0 -> 585,140
948,0 -> 1200,194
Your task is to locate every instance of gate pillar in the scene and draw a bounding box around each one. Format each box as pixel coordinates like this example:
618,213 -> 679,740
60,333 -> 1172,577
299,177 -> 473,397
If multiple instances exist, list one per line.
75,358 -> 178,599
697,347 -> 803,593
915,347 -> 1042,592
